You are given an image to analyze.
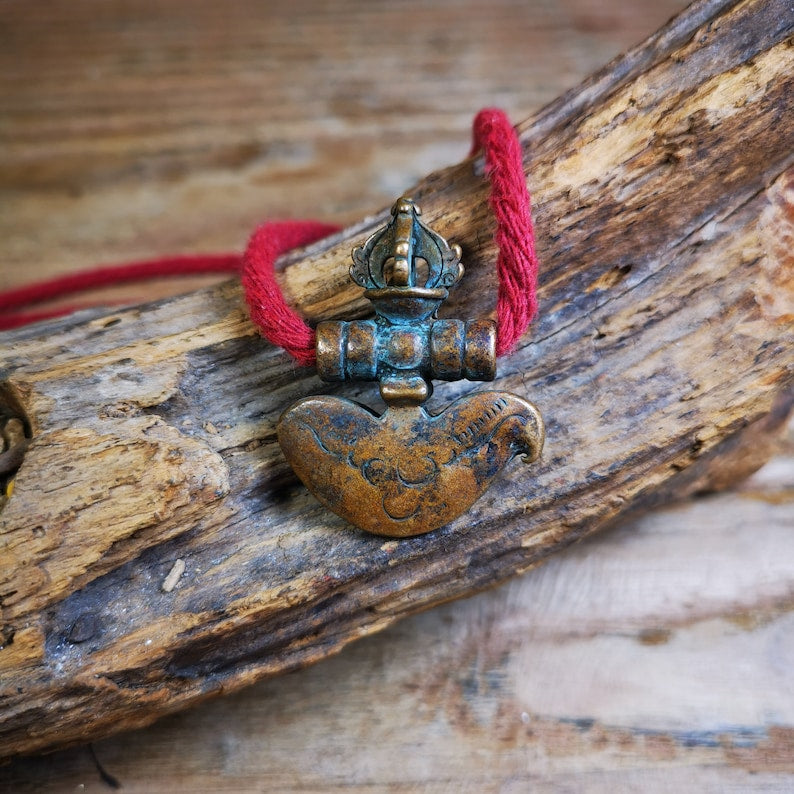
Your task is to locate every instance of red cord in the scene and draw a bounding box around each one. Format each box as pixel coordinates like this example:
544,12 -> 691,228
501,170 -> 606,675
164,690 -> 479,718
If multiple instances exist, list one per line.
470,108 -> 539,356
0,255 -> 242,331
0,109 -> 538,359
241,221 -> 341,366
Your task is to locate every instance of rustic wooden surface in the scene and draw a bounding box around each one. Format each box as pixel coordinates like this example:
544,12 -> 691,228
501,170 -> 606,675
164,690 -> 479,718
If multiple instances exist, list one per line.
2,426 -> 793,791
2,0 -> 794,786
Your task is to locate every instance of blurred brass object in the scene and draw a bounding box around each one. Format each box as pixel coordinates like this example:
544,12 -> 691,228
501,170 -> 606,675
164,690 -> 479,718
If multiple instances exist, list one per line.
278,198 -> 544,537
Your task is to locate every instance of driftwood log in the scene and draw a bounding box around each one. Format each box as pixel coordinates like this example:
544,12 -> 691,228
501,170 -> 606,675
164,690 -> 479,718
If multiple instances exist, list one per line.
1,0 -> 793,759
3,438 -> 793,790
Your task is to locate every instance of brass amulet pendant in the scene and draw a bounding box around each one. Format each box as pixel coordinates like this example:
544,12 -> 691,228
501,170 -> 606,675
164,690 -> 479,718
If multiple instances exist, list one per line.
277,197 -> 544,537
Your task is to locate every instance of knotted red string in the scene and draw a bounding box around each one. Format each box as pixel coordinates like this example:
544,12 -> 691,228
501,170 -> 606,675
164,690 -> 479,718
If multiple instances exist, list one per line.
0,109 -> 539,360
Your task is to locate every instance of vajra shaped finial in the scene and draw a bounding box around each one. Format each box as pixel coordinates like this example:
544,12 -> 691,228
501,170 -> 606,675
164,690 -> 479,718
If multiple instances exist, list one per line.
349,197 -> 464,291
278,198 -> 544,537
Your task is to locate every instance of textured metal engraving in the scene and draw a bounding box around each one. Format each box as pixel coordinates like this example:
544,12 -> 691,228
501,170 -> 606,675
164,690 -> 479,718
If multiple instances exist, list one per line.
278,197 -> 544,537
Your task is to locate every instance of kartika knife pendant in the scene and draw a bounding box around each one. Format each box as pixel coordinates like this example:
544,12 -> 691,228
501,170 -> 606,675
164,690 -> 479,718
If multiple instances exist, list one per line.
277,197 -> 544,537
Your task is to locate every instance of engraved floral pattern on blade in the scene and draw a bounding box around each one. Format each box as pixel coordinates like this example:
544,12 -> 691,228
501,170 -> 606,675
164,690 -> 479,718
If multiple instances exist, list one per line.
277,392 -> 544,538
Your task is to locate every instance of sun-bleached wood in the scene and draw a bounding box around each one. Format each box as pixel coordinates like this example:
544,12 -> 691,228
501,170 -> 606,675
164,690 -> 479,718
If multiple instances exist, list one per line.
0,0 -> 793,759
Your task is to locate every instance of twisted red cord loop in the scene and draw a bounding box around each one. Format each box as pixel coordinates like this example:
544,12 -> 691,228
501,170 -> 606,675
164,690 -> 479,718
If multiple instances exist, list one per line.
470,108 -> 539,356
239,109 -> 537,363
241,221 -> 340,367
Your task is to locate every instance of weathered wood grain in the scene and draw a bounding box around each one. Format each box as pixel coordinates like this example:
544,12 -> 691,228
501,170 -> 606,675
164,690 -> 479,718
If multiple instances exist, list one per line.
2,429 -> 793,791
1,0 -> 793,759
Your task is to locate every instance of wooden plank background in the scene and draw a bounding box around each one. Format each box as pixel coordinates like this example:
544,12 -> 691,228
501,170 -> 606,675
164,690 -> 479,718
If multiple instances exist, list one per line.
2,0 -> 793,790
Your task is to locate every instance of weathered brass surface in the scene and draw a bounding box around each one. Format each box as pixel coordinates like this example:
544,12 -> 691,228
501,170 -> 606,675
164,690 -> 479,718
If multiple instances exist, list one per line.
278,197 -> 544,536
279,392 -> 544,537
